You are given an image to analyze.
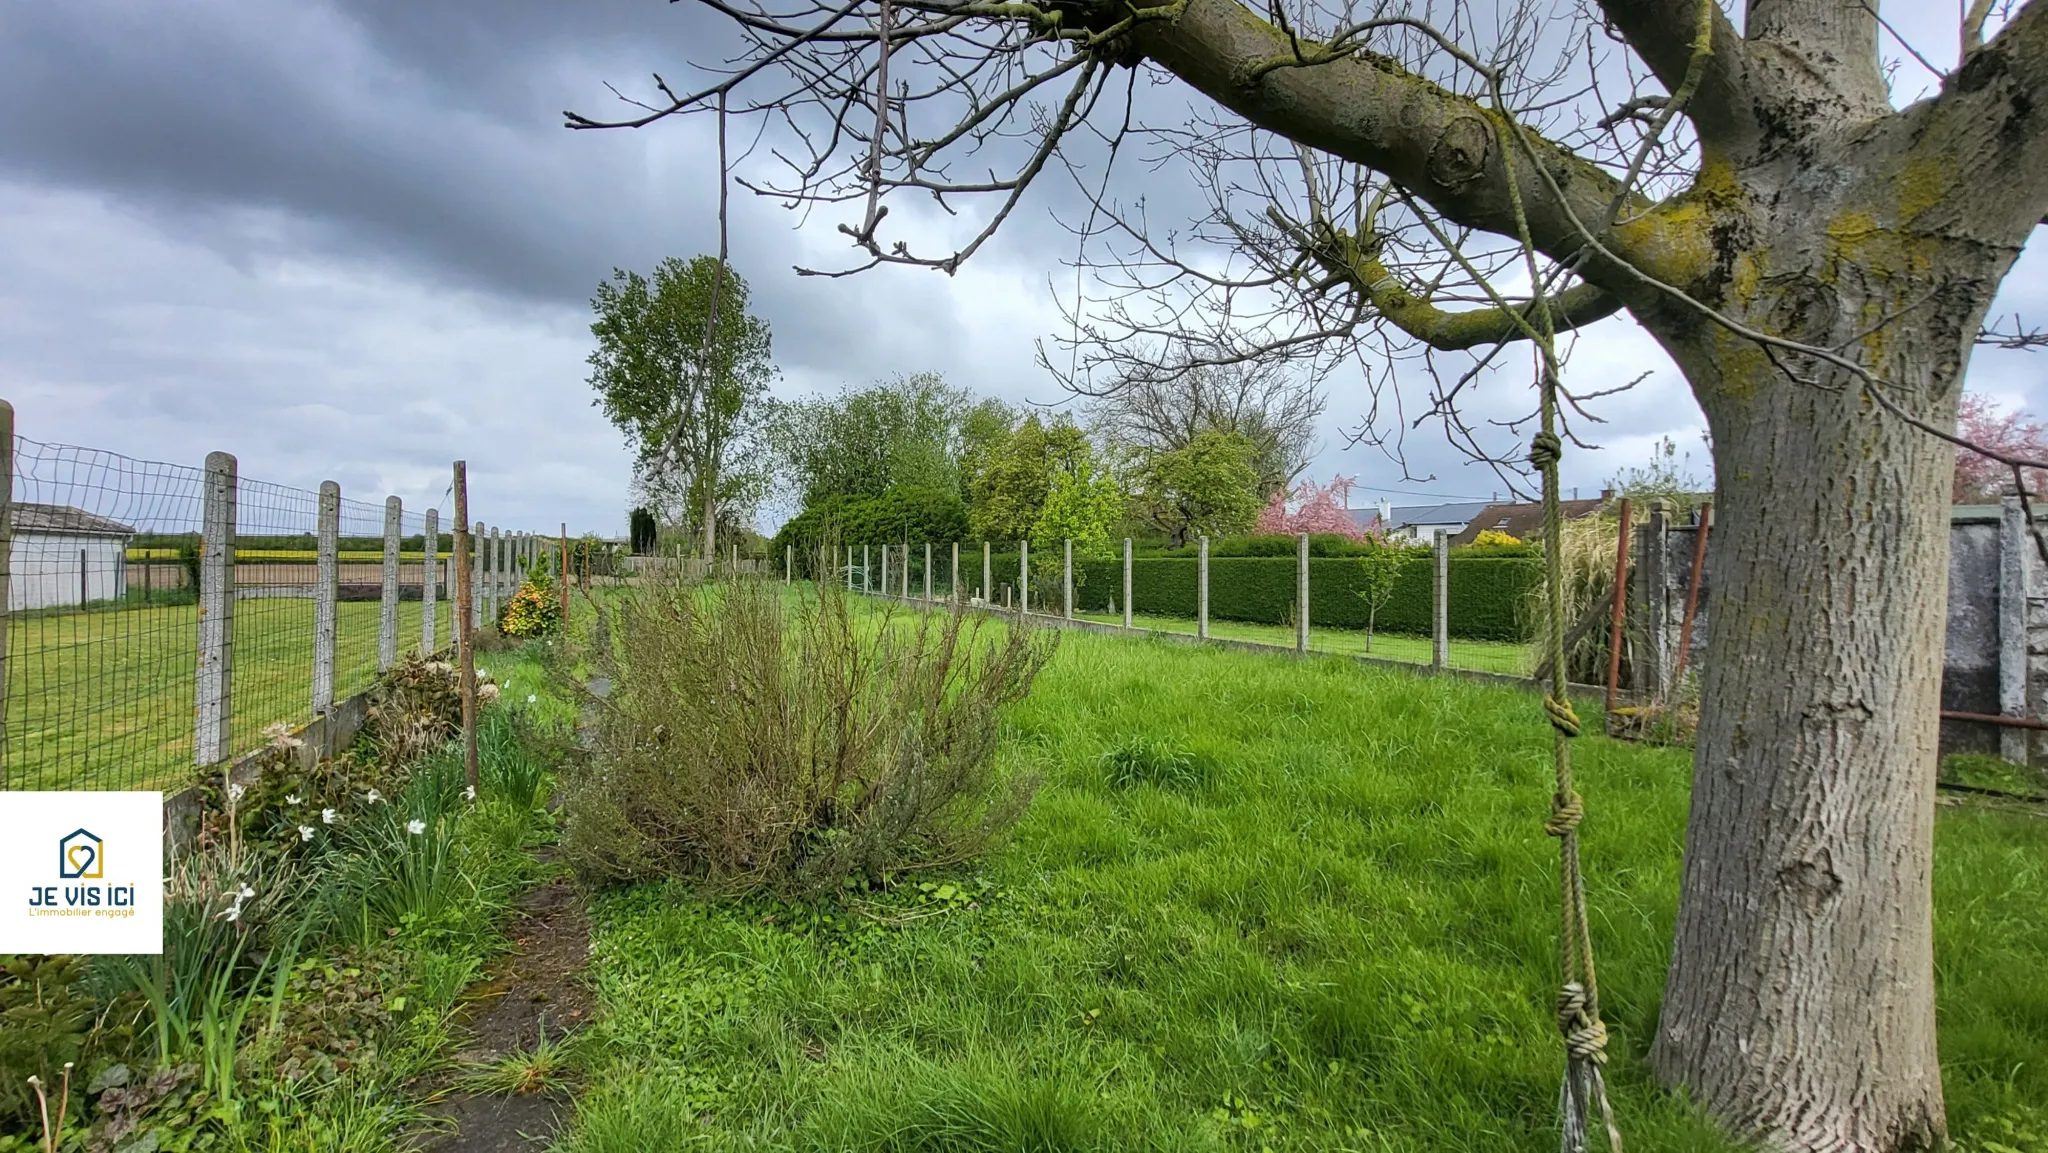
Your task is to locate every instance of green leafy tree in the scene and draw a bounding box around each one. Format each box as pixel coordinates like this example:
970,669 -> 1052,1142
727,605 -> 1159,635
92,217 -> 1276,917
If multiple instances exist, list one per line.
1352,544 -> 1407,653
770,373 -> 969,506
1133,429 -> 1262,548
588,256 -> 775,563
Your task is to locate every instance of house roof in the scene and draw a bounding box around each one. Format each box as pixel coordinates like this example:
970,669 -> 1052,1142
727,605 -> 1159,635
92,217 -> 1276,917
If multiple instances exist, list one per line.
11,502 -> 137,538
1451,498 -> 1606,545
1347,501 -> 1494,534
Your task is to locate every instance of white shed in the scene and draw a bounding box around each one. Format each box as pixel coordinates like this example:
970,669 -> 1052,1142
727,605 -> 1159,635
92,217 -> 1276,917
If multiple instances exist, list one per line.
9,503 -> 137,610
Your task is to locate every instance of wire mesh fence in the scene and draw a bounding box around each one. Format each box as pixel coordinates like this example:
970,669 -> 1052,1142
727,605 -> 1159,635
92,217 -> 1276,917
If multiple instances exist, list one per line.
3,419 -> 544,794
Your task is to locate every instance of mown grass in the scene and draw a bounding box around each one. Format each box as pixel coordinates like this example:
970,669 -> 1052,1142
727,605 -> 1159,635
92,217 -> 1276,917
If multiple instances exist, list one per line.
5,598 -> 456,791
534,618 -> 2048,1152
1073,609 -> 1534,676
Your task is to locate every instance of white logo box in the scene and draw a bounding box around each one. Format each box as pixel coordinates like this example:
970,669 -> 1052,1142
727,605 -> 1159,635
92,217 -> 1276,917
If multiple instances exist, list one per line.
0,792 -> 163,954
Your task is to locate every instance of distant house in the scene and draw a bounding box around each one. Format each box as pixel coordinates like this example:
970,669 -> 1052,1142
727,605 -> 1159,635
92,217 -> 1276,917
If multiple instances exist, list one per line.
1347,500 -> 1495,543
9,503 -> 137,610
1451,495 -> 1608,545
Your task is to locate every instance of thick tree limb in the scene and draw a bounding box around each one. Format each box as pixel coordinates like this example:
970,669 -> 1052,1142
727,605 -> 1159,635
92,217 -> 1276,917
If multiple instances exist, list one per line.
1124,0 -> 1643,278
1593,0 -> 1758,153
1903,0 -> 2048,238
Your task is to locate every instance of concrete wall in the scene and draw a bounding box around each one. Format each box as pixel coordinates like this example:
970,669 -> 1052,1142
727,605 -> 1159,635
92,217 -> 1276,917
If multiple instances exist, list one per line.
1644,503 -> 2038,762
10,532 -> 128,609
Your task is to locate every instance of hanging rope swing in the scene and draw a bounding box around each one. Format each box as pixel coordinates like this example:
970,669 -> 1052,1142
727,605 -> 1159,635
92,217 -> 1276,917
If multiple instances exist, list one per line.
1488,118 -> 1624,1153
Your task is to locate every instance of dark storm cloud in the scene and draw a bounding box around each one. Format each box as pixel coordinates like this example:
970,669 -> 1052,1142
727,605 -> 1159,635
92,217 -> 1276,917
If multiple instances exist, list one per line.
0,0 -> 2040,533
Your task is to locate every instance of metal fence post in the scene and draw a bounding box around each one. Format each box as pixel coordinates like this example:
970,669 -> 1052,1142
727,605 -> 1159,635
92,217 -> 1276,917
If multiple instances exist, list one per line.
951,541 -> 959,602
379,495 -> 401,672
1019,539 -> 1030,615
558,524 -> 569,622
924,542 -> 933,601
1432,529 -> 1449,668
1063,538 -> 1073,620
1605,499 -> 1634,711
1297,532 -> 1310,654
195,451 -> 237,766
0,400 -> 13,778
1198,535 -> 1210,640
313,481 -> 340,716
1123,537 -> 1133,630
422,508 -> 440,654
982,541 -> 991,602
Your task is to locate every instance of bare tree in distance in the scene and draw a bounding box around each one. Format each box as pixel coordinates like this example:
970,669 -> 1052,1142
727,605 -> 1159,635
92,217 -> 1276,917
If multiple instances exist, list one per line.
568,3 -> 2048,1150
1085,355 -> 1323,497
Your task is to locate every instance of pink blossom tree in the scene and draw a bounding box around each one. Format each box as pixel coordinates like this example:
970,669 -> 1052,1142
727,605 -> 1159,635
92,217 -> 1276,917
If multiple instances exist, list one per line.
1255,475 -> 1372,540
1954,394 -> 2048,504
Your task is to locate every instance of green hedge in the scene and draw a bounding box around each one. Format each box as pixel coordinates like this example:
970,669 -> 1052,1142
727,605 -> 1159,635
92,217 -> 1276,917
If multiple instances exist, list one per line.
1079,556 -> 1536,641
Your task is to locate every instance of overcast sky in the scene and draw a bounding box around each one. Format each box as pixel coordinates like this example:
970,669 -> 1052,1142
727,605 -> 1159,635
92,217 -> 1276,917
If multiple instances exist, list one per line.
1,1 -> 2041,536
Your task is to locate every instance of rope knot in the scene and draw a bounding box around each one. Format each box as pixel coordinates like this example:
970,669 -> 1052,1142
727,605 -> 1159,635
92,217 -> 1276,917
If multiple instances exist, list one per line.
1528,430 -> 1563,471
1545,790 -> 1584,837
1556,983 -> 1609,1064
1543,695 -> 1580,738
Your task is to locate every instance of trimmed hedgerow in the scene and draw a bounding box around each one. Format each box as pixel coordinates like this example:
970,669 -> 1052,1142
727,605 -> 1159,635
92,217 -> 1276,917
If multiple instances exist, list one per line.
1063,555 -> 1537,641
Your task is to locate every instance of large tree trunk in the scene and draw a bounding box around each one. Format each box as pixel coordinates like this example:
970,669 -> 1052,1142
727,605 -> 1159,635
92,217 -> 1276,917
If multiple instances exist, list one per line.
1650,342 -> 1956,1152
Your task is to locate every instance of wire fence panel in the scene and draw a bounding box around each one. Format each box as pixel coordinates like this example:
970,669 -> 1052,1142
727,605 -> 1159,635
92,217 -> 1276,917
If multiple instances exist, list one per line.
4,429 -> 498,794
4,437 -> 208,791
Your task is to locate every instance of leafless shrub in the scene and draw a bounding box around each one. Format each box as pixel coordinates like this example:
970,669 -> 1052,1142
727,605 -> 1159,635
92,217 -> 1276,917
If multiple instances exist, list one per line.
560,575 -> 1056,895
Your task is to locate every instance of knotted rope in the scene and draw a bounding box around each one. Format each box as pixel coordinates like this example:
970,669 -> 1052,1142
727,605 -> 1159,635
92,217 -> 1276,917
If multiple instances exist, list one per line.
1494,122 -> 1623,1153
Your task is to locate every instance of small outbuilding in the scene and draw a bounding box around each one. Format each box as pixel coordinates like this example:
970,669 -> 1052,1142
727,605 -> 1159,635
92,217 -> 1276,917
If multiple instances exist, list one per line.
9,502 -> 138,610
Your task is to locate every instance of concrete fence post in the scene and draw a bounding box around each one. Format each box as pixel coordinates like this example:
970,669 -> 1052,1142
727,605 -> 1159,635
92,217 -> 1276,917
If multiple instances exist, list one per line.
880,542 -> 890,596
1019,539 -> 1030,614
379,495 -> 402,672
454,465 -> 478,791
471,522 -> 485,632
1063,538 -> 1073,620
924,542 -> 933,601
846,545 -> 854,590
422,508 -> 440,654
0,400 -> 12,778
901,543 -> 910,598
313,481 -> 340,716
1297,532 -> 1310,654
2000,495 -> 2032,763
863,545 -> 871,593
195,451 -> 238,766
1432,530 -> 1449,668
1198,536 -> 1210,640
1640,500 -> 1673,699
982,541 -> 991,602
786,543 -> 793,584
1123,537 -> 1133,630
951,541 -> 960,602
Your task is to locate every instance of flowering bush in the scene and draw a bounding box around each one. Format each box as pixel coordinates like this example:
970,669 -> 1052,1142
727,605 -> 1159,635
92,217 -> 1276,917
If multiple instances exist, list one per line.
1472,529 -> 1522,547
1255,475 -> 1371,540
498,573 -> 563,639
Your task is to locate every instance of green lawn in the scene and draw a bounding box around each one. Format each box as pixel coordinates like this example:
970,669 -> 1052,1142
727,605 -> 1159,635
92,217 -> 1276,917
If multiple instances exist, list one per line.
4,598 -> 456,792
540,622 -> 2048,1152
1073,609 -> 1536,676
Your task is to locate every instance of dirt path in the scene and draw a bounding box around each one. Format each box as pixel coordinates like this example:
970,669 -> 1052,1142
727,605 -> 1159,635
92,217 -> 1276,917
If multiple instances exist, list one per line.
415,851 -> 595,1152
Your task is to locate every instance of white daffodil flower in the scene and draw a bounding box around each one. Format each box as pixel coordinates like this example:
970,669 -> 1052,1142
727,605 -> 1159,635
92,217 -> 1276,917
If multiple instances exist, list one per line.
366,789 -> 384,804
463,785 -> 477,801
285,794 -> 302,806
407,819 -> 426,836
322,808 -> 337,824
298,826 -> 314,842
